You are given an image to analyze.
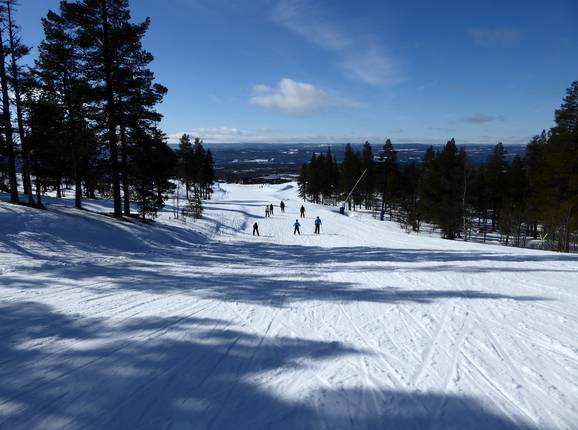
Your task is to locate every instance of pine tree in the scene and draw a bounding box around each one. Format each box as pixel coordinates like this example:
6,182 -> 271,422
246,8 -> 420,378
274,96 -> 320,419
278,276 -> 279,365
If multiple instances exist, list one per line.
130,126 -> 175,220
539,81 -> 578,251
499,155 -> 529,246
297,163 -> 308,200
471,164 -> 490,241
321,146 -> 337,203
485,142 -> 508,230
5,0 -> 33,204
398,161 -> 421,232
0,8 -> 18,203
360,141 -> 375,209
26,95 -> 67,207
177,133 -> 194,198
192,137 -> 206,197
340,144 -> 362,210
61,0 -> 123,216
201,149 -> 215,199
418,145 -> 438,226
36,8 -> 91,209
380,138 -> 398,215
419,139 -> 465,239
524,131 -> 548,238
436,139 -> 465,239
113,15 -> 167,215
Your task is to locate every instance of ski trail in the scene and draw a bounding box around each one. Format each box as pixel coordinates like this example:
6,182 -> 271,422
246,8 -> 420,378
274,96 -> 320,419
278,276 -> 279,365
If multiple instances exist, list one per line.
409,303 -> 452,387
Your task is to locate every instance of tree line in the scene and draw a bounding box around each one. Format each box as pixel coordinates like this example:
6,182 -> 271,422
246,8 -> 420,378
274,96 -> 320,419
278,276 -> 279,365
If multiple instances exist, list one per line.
0,0 -> 214,220
298,81 -> 578,252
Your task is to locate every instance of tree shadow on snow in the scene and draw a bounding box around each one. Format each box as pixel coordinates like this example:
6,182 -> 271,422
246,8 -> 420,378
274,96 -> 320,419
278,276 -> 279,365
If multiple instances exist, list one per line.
0,260 -> 548,307
1,205 -> 566,307
0,300 -> 538,430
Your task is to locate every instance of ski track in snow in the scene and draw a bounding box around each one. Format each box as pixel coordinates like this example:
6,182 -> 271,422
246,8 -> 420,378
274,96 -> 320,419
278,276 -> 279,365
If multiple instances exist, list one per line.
1,183 -> 578,430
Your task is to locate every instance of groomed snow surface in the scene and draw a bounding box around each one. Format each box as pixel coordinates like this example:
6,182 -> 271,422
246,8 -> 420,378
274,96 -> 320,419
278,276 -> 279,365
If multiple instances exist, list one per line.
1,183 -> 577,430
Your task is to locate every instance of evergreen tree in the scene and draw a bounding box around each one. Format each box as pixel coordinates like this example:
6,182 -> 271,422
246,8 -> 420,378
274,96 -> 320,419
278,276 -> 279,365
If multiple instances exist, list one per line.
418,145 -> 438,225
36,8 -> 92,209
419,139 -> 465,239
339,144 -> 362,210
26,95 -> 67,207
297,163 -> 308,200
192,137 -> 206,197
398,161 -> 421,231
360,141 -> 375,209
322,146 -> 338,203
538,81 -> 578,251
436,139 -> 466,239
485,142 -> 508,230
0,8 -> 18,203
308,152 -> 322,203
524,131 -> 548,238
499,155 -> 529,246
177,133 -> 194,198
61,0 -> 146,216
380,138 -> 398,215
201,149 -> 215,199
471,164 -> 490,241
4,0 -> 33,204
129,126 -> 175,220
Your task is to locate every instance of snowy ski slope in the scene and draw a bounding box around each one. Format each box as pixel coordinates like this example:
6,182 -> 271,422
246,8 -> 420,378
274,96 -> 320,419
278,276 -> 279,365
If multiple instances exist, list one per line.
1,183 -> 577,429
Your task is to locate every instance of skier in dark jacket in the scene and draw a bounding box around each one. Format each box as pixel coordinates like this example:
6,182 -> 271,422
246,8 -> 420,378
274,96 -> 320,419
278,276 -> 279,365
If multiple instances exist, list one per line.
314,216 -> 322,234
270,203 -> 274,215
253,222 -> 259,236
280,201 -> 285,213
300,205 -> 305,218
293,220 -> 301,235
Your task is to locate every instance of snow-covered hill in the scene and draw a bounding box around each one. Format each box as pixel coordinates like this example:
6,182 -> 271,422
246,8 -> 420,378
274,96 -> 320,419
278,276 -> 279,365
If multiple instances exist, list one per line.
1,183 -> 577,430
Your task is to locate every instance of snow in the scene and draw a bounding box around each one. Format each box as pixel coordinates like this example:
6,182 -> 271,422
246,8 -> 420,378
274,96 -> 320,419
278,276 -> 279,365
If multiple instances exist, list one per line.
1,183 -> 578,430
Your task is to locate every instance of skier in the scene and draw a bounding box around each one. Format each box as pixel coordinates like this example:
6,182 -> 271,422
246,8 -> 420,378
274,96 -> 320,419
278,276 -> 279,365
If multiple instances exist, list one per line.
300,205 -> 305,218
265,206 -> 270,217
314,216 -> 322,234
293,219 -> 301,235
253,222 -> 260,236
280,201 -> 285,213
270,203 -> 274,215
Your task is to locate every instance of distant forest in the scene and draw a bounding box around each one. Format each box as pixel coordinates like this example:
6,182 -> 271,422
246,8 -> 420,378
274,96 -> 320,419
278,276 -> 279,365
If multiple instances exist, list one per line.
298,82 -> 578,252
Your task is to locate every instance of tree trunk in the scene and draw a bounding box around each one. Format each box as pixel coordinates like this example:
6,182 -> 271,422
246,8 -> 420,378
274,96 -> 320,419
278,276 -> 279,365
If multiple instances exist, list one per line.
63,76 -> 83,210
0,28 -> 18,203
6,0 -> 33,205
35,175 -> 42,207
101,0 -> 122,217
120,121 -> 130,216
563,207 -> 572,253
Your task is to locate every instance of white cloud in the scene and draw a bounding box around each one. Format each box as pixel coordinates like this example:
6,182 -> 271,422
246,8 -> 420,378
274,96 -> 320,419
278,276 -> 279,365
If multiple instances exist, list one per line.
274,0 -> 399,86
169,128 -> 252,143
467,27 -> 521,47
249,78 -> 357,114
340,47 -> 400,86
274,0 -> 352,51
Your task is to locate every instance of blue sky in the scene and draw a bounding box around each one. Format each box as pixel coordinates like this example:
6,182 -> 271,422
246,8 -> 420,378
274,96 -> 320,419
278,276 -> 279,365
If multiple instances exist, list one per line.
17,0 -> 578,144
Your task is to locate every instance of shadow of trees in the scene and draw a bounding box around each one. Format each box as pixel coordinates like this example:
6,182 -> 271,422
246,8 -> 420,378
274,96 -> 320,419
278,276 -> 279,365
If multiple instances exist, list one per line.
0,300 -> 537,430
1,205 -> 559,308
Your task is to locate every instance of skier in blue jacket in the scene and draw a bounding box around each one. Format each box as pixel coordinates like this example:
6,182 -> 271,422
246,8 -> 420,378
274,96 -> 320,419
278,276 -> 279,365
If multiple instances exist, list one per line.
314,216 -> 322,234
293,220 -> 301,235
